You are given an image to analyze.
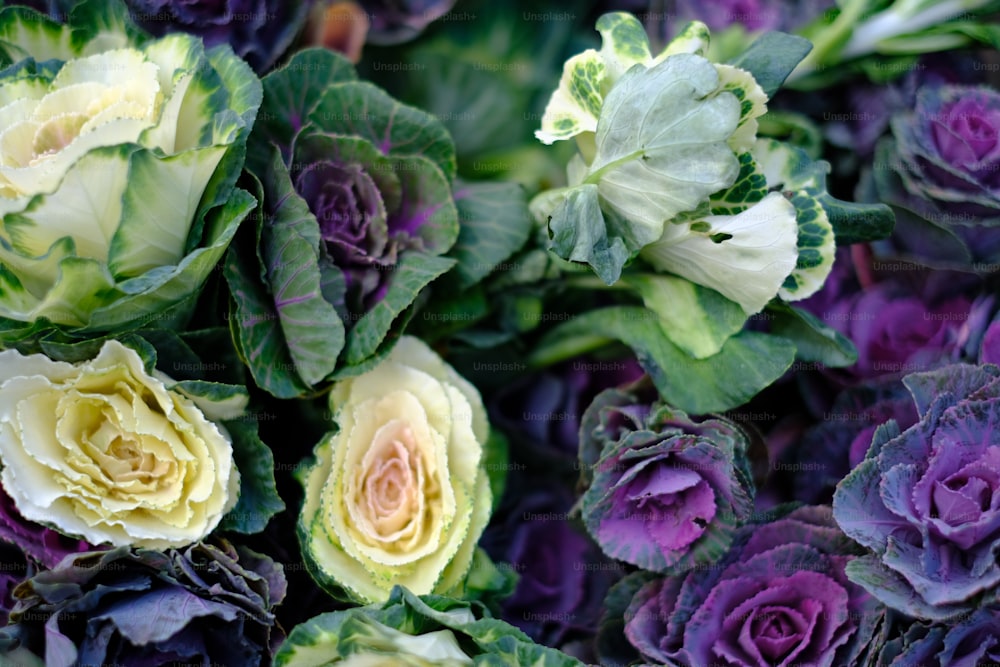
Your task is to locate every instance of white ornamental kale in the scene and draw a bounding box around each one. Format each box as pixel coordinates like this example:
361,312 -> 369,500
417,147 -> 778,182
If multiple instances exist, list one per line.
532,13 -> 835,316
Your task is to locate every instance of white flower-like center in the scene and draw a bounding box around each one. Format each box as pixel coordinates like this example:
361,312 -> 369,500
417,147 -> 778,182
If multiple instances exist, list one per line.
349,418 -> 442,552
0,49 -> 162,198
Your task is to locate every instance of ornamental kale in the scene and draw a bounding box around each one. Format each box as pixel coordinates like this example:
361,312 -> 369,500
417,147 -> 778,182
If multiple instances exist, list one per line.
273,585 -> 586,667
873,84 -> 1000,268
875,607 -> 1000,666
0,541 -> 287,667
224,48 -> 461,397
579,381 -> 755,574
621,505 -> 883,667
834,363 -> 1000,619
125,0 -> 314,73
0,0 -> 261,345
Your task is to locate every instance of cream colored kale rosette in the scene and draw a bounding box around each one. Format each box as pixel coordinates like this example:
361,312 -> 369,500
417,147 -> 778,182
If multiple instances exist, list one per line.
0,0 -> 260,341
299,336 -> 492,603
0,339 -> 244,549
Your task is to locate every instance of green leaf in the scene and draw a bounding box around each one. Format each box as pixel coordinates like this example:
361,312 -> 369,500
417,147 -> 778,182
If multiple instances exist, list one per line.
547,184 -> 630,285
309,81 -> 457,182
726,31 -> 813,97
624,273 -> 747,359
259,152 -> 345,387
448,181 -> 533,289
341,251 -> 456,366
219,419 -> 285,534
481,428 -> 510,514
250,48 -> 357,170
530,306 -> 795,413
767,302 -> 858,367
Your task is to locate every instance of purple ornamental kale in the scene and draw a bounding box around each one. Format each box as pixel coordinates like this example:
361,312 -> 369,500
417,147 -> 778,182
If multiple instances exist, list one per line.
0,541 -> 287,666
0,484 -> 92,569
876,607 -> 1000,666
834,363 -> 1000,620
358,0 -> 457,44
126,0 -> 313,73
489,357 -> 644,460
624,506 -> 883,667
480,482 -> 617,651
790,377 -> 919,505
579,382 -> 755,574
875,85 -> 1000,266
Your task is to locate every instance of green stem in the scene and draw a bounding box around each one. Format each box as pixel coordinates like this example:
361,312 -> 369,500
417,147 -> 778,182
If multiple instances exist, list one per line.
583,149 -> 646,185
786,0 -> 871,84
527,334 -> 618,369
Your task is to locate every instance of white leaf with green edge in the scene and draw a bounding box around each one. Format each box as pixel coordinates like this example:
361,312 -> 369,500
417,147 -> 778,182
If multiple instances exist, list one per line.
308,81 -> 456,182
595,12 -> 653,82
547,184 -> 630,285
7,255 -> 119,326
2,145 -> 130,262
0,6 -> 73,65
624,273 -> 747,359
642,191 -> 800,316
753,137 -> 894,245
251,48 -> 358,170
274,587 -> 586,667
341,251 -> 456,367
82,188 -> 256,332
529,306 -> 795,414
658,20 -> 712,57
535,49 -> 606,145
448,181 -> 532,289
110,145 -> 228,278
69,0 -> 144,55
587,53 -> 741,248
715,64 -> 768,154
219,419 -> 285,534
777,188 -> 836,302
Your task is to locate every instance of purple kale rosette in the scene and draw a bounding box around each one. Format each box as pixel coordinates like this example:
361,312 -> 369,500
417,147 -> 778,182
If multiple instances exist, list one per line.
359,0 -> 457,44
834,363 -> 1000,620
480,482 -> 618,652
0,541 -> 287,666
873,84 -> 1000,268
875,607 -> 1000,666
224,47 -> 460,397
622,505 -> 883,667
126,0 -> 313,73
578,382 -> 755,574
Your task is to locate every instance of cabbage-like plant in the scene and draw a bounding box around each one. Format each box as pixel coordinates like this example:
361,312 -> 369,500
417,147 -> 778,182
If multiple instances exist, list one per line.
274,586 -> 586,667
0,0 -> 260,348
